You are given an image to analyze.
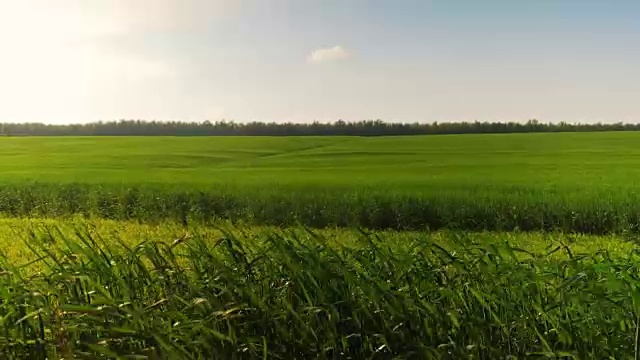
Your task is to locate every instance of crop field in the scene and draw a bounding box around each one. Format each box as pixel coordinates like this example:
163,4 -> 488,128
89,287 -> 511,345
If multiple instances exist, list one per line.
2,132 -> 640,189
2,132 -> 640,358
2,132 -> 640,233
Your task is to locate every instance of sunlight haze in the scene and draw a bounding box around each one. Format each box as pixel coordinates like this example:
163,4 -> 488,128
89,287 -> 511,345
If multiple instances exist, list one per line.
0,0 -> 639,123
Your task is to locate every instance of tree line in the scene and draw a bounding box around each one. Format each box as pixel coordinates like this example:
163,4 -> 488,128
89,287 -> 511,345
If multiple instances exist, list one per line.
0,119 -> 639,136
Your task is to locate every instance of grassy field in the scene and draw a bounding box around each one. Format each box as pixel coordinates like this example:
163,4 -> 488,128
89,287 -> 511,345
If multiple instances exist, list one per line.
0,132 -> 639,189
0,219 -> 637,358
0,218 -> 634,266
0,133 -> 640,232
1,132 -> 640,357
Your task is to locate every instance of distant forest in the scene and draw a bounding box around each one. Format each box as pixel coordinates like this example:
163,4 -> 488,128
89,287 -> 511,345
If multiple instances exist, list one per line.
1,119 -> 640,136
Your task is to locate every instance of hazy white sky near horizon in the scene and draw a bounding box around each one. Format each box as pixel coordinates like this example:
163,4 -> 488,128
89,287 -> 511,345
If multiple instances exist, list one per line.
0,0 -> 639,124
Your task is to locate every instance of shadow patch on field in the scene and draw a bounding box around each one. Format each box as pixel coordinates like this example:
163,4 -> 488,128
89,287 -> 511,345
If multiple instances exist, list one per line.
126,154 -> 237,169
254,139 -> 350,160
293,151 -> 414,158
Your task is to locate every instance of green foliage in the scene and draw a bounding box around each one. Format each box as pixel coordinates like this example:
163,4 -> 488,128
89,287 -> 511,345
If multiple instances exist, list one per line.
0,183 -> 640,233
0,227 -> 637,358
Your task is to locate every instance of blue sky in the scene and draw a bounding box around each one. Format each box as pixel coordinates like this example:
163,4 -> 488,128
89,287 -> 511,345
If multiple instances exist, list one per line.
0,0 -> 639,123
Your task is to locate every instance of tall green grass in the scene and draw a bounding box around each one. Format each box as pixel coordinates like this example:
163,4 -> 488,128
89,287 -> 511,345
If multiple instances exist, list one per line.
2,183 -> 640,234
0,226 -> 639,358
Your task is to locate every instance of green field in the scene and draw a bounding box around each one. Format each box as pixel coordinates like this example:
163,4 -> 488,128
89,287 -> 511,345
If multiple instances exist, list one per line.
2,133 -> 640,357
2,132 -> 640,189
0,133 -> 640,233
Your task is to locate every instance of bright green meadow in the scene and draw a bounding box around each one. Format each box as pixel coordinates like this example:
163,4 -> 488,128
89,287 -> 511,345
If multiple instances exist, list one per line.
1,132 -> 639,189
0,133 -> 640,358
0,133 -> 640,232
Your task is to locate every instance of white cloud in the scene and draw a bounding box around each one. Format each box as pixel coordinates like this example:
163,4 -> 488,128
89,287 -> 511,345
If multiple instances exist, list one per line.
307,45 -> 353,64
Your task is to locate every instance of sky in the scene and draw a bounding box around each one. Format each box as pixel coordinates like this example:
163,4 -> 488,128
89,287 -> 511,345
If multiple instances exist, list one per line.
0,0 -> 639,124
